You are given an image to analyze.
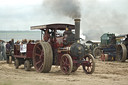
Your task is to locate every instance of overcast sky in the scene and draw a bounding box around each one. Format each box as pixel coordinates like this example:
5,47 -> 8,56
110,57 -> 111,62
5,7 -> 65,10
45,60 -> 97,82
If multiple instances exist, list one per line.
0,0 -> 128,40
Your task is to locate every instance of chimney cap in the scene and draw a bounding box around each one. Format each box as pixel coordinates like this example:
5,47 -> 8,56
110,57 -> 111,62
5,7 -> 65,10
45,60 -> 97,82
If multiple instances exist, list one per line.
74,19 -> 81,22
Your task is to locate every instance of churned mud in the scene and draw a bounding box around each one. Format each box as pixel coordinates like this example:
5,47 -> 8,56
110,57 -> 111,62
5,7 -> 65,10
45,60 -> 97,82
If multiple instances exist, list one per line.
0,59 -> 128,85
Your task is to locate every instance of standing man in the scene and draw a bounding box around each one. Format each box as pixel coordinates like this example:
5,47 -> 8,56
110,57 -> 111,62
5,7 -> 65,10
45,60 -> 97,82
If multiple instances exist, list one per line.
0,41 -> 2,60
0,40 -> 6,60
6,41 -> 11,63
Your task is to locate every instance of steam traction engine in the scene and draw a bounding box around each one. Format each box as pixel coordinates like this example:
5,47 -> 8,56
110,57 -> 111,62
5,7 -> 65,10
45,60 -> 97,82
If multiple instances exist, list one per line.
99,33 -> 117,61
93,33 -> 128,62
31,19 -> 95,74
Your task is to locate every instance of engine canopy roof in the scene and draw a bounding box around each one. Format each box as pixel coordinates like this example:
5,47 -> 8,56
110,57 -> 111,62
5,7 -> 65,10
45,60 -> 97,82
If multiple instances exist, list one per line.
31,23 -> 75,30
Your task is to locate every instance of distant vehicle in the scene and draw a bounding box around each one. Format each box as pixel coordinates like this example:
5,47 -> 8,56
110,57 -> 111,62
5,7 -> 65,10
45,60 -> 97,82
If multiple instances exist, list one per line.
93,33 -> 128,62
86,40 -> 100,57
116,34 -> 128,62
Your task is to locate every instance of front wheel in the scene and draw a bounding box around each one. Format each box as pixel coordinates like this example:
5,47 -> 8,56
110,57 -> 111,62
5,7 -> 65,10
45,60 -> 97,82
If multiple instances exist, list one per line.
82,54 -> 95,74
60,54 -> 73,75
24,60 -> 31,71
6,55 -> 9,64
72,65 -> 78,72
14,58 -> 19,69
9,56 -> 12,64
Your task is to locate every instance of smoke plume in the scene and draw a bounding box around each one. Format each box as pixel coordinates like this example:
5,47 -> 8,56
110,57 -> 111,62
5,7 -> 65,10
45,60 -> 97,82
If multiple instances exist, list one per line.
80,0 -> 128,41
43,0 -> 81,19
42,0 -> 128,41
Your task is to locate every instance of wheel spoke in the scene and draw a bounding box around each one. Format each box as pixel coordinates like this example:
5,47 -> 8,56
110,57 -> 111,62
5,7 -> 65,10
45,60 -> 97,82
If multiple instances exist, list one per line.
65,63 -> 70,66
87,67 -> 89,72
41,50 -> 44,56
64,66 -> 69,72
35,53 -> 40,57
37,46 -> 42,51
86,66 -> 91,72
40,51 -> 44,59
65,57 -> 68,62
36,60 -> 42,65
61,57 -> 66,65
62,59 -> 65,64
64,67 -> 68,72
38,64 -> 43,71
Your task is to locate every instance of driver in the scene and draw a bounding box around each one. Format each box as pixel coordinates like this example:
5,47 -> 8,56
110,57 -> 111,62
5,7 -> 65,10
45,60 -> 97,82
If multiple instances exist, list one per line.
43,29 -> 50,42
123,35 -> 128,46
63,26 -> 75,46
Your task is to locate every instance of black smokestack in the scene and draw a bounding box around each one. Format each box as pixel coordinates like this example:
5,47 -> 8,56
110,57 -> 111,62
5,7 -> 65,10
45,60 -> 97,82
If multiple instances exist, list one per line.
43,0 -> 81,19
74,19 -> 80,39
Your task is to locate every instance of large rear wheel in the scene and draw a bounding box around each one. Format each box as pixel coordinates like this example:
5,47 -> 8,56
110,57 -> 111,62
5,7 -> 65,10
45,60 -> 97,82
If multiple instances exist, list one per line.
33,42 -> 53,73
116,44 -> 127,62
82,54 -> 95,74
60,54 -> 73,75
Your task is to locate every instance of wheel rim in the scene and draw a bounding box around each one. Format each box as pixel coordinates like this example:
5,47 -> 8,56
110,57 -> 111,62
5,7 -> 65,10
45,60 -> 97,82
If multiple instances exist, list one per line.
33,43 -> 44,72
60,54 -> 73,75
82,54 -> 95,74
116,44 -> 127,62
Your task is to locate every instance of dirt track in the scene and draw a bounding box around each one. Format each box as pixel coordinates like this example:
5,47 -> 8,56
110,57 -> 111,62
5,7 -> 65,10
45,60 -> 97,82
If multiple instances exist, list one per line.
0,59 -> 128,85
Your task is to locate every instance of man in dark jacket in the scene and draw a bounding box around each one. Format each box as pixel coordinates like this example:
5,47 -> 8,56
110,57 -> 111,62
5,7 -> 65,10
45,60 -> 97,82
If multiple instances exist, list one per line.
6,42 -> 11,63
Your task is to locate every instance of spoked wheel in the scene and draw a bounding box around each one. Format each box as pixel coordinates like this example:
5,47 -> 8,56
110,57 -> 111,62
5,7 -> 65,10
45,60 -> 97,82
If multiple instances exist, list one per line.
116,44 -> 127,62
14,58 -> 19,69
24,60 -> 31,71
33,42 -> 53,73
82,54 -> 95,74
60,54 -> 73,75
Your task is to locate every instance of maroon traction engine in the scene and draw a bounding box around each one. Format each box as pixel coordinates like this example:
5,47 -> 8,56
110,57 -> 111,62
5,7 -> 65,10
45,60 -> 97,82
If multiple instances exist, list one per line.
31,19 -> 95,74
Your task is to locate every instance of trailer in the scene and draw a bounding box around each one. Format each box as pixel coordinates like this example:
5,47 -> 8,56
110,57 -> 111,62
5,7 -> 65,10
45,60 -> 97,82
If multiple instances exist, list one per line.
14,42 -> 35,71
